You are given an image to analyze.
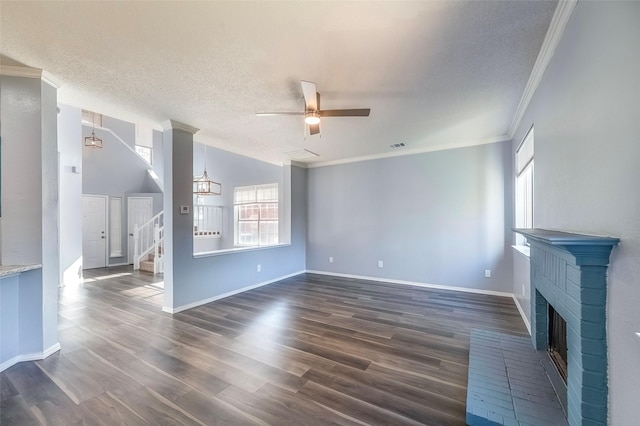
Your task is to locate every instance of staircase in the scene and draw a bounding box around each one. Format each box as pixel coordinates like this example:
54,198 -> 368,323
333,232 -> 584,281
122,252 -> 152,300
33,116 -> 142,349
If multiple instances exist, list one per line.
139,252 -> 161,273
133,211 -> 164,274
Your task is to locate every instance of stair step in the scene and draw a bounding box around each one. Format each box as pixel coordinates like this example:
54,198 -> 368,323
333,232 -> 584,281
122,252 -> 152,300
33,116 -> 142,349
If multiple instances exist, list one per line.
139,260 -> 155,273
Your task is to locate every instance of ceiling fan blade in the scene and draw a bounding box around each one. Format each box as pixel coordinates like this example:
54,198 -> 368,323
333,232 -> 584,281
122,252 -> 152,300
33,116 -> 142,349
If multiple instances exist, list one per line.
301,80 -> 318,111
309,123 -> 320,135
319,108 -> 370,117
255,112 -> 304,116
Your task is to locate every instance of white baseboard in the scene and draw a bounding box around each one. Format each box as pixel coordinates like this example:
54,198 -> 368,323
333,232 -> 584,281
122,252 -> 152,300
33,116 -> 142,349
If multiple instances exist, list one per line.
306,270 -> 514,298
163,270 -> 306,314
512,295 -> 532,335
0,342 -> 61,372
107,262 -> 130,267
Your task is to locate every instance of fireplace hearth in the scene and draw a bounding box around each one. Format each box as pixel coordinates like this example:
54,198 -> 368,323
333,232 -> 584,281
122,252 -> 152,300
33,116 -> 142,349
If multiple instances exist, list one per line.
514,228 -> 618,426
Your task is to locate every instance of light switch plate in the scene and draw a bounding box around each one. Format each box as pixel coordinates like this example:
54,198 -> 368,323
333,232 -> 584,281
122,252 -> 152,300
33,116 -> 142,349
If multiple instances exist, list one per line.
180,206 -> 190,214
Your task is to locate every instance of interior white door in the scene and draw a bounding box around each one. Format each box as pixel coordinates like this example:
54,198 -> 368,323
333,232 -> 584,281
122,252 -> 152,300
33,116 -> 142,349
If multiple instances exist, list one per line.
128,197 -> 153,264
82,195 -> 107,269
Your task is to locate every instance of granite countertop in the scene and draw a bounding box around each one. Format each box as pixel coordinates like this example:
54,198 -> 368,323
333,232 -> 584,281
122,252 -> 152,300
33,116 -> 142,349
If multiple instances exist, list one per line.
0,264 -> 42,277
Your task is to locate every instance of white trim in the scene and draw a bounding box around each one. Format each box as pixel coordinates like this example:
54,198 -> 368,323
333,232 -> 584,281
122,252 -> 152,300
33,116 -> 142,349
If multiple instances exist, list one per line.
306,135 -> 509,168
0,65 -> 60,88
41,71 -> 60,89
162,270 -> 305,314
306,270 -> 514,298
507,0 -> 578,137
161,119 -> 199,135
0,64 -> 42,79
0,343 -> 61,373
194,243 -> 290,258
106,262 -> 130,267
513,295 -> 532,336
512,245 -> 531,259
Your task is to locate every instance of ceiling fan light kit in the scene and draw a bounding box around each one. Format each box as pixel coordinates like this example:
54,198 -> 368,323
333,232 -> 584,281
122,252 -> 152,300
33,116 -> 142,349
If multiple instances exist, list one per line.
257,80 -> 370,136
304,112 -> 321,125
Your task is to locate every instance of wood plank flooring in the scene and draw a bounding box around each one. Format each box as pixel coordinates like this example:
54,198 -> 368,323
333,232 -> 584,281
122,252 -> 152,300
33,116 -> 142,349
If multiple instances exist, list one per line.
1,267 -> 527,425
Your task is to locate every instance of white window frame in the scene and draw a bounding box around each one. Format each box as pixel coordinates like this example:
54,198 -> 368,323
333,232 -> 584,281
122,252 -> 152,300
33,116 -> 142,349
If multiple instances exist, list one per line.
233,183 -> 279,247
515,126 -> 534,247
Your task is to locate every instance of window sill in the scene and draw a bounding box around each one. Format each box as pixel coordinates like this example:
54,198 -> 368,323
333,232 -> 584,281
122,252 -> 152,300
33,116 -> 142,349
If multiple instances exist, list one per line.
512,245 -> 530,259
194,243 -> 291,258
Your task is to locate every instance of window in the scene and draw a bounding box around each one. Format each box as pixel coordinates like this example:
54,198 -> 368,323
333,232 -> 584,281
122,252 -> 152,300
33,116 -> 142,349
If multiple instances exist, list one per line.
109,197 -> 123,257
135,125 -> 153,165
515,126 -> 534,246
82,110 -> 103,127
234,183 -> 278,246
135,145 -> 152,164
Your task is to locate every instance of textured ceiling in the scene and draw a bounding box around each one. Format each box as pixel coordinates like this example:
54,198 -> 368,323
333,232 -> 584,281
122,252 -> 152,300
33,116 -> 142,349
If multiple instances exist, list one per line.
1,1 -> 557,165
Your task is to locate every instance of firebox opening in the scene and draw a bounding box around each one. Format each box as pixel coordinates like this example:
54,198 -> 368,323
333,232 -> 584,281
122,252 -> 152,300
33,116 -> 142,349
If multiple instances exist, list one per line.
548,305 -> 568,384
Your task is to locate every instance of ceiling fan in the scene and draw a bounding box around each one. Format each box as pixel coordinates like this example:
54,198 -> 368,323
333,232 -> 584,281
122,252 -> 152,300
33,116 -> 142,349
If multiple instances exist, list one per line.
256,81 -> 370,135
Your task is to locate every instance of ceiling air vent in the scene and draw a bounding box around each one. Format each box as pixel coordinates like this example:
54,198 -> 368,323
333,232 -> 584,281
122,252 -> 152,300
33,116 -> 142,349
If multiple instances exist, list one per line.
285,149 -> 319,161
390,142 -> 406,149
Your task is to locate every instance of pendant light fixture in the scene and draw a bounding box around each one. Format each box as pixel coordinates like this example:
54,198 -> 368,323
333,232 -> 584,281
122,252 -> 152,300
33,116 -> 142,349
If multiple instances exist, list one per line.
193,146 -> 221,195
84,111 -> 103,148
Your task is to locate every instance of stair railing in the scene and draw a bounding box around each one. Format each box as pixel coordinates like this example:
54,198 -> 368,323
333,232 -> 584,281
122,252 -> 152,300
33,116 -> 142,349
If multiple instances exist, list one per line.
153,224 -> 164,274
133,211 -> 164,271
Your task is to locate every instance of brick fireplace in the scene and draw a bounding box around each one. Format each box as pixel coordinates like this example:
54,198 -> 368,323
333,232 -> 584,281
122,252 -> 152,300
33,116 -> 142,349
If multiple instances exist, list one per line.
515,229 -> 619,426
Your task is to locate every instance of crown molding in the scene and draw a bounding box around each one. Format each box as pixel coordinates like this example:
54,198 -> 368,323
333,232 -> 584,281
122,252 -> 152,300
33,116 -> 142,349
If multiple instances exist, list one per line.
305,134 -> 510,169
161,119 -> 199,134
41,71 -> 60,89
507,0 -> 578,137
0,65 -> 60,89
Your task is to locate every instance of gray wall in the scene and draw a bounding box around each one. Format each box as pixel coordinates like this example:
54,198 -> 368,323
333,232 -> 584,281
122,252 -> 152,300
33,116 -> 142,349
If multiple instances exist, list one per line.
510,2 -> 639,423
307,141 -> 513,293
1,269 -> 43,365
193,143 -> 284,252
164,126 -> 306,311
58,104 -> 83,286
103,115 -> 135,150
1,75 -> 44,264
0,73 -> 59,363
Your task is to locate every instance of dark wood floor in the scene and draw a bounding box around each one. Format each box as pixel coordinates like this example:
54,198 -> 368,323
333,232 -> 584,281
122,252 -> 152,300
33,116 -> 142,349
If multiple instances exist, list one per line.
1,267 -> 527,425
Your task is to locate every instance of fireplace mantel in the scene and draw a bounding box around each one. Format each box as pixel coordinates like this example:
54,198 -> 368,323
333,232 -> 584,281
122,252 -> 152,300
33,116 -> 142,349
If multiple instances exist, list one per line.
514,228 -> 619,265
514,228 -> 619,426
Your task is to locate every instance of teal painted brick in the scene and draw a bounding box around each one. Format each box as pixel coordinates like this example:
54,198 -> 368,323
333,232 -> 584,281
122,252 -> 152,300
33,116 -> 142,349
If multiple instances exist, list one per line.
579,337 -> 607,358
580,320 -> 606,338
581,385 -> 608,403
581,402 -> 607,422
580,354 -> 608,373
580,288 -> 606,306
580,305 -> 606,322
581,370 -> 607,389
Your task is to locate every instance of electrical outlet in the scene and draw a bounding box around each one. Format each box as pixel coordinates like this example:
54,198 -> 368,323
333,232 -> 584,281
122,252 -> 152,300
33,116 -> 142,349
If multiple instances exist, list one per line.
485,269 -> 491,278
378,260 -> 384,268
329,256 -> 334,263
257,264 -> 261,272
